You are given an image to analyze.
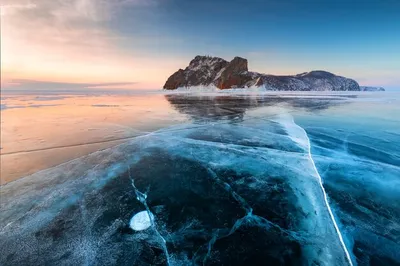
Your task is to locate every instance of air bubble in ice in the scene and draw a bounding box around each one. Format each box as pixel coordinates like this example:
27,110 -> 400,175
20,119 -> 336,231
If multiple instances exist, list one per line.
129,211 -> 153,231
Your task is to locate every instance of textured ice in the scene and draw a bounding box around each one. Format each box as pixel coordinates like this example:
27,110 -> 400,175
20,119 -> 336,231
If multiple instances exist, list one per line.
277,113 -> 353,265
1,93 -> 399,265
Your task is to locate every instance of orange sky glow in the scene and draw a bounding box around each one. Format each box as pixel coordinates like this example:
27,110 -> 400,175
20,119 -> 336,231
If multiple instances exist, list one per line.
1,0 -> 186,90
1,0 -> 399,90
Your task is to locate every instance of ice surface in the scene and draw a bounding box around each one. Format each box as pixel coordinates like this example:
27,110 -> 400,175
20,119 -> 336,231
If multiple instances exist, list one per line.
276,113 -> 353,265
1,92 -> 399,265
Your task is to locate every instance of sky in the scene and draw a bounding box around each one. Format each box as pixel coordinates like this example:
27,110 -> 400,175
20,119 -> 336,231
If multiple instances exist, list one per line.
1,0 -> 400,90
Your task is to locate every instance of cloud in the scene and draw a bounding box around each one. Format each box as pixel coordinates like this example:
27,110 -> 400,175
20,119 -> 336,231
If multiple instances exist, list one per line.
0,0 -> 152,21
1,0 -> 182,89
0,2 -> 37,16
1,0 -> 127,59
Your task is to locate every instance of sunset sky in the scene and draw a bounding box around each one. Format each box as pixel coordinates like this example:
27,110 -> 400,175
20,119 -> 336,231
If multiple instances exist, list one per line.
1,0 -> 400,90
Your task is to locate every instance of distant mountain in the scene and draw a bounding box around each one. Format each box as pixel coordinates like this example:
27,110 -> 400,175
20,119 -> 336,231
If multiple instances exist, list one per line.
163,56 -> 361,91
360,86 -> 385,91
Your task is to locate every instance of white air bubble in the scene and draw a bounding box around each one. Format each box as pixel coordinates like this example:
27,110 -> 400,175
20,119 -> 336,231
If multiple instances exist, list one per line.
129,211 -> 153,231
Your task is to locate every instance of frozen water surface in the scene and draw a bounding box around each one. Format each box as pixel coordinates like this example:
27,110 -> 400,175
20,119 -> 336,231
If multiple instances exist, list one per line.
0,91 -> 399,265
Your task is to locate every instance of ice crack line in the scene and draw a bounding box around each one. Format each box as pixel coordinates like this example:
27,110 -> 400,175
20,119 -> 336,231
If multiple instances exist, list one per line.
128,165 -> 171,266
291,118 -> 354,266
200,168 -> 305,265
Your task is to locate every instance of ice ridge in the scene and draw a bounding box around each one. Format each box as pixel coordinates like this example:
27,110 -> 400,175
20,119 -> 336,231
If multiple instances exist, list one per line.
284,115 -> 354,266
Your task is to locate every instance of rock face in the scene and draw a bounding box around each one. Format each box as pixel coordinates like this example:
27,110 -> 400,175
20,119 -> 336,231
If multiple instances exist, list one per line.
163,56 -> 361,91
216,57 -> 252,89
163,56 -> 228,90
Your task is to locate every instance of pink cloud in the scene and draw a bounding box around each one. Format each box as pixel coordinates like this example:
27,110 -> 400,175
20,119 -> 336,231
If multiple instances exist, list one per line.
1,0 -> 181,89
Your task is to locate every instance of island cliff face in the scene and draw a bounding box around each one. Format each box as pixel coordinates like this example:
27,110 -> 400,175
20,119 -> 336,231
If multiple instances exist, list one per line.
163,56 -> 361,91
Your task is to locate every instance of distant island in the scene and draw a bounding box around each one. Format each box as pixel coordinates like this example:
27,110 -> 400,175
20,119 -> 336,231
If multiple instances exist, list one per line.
163,56 -> 385,91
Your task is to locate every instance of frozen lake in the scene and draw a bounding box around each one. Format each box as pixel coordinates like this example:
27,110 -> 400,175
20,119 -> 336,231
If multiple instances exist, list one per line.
1,91 -> 399,265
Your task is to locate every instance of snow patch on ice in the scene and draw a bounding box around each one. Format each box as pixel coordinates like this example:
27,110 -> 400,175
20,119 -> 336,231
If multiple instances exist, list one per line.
273,114 -> 309,150
174,85 -> 219,92
168,85 -> 269,94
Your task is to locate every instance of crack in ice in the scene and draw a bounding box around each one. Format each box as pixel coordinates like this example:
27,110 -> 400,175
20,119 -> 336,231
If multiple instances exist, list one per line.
288,116 -> 354,266
199,168 -> 306,265
127,165 -> 171,266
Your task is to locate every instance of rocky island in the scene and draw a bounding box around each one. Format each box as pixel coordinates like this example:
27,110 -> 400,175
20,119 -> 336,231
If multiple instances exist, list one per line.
164,56 -> 381,91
